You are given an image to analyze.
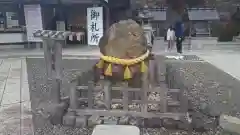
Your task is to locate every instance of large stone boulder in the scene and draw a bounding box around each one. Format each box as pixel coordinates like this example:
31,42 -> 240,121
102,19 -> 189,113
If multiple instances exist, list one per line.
99,19 -> 147,58
97,19 -> 148,83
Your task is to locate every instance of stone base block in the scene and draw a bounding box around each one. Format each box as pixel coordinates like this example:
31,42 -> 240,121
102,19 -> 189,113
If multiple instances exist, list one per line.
220,115 -> 240,134
91,125 -> 140,135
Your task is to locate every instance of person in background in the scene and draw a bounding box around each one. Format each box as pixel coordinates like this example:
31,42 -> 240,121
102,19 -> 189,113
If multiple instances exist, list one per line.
175,21 -> 184,54
166,26 -> 175,52
151,30 -> 154,45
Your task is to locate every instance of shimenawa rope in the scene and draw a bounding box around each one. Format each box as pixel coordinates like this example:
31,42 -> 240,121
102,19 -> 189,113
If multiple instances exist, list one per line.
96,50 -> 150,79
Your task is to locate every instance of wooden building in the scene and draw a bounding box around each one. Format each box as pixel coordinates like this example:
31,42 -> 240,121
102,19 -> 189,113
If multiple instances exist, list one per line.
187,8 -> 220,37
0,0 -> 25,44
0,0 -> 132,46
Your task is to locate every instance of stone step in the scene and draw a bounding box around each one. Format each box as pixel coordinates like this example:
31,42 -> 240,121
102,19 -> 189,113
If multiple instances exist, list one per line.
220,114 -> 240,134
91,125 -> 140,135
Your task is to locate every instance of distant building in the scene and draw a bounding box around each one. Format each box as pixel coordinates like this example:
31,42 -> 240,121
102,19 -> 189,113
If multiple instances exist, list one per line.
0,0 -> 25,45
131,0 -> 226,38
0,0 -> 131,46
0,0 -> 238,46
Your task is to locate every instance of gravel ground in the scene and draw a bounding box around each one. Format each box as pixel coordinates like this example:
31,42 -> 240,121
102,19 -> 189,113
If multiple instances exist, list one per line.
26,58 -> 98,135
165,56 -> 240,134
26,55 -> 240,135
166,58 -> 240,117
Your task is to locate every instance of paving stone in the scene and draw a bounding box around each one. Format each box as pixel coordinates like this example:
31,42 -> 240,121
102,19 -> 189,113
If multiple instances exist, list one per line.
8,69 -> 21,79
0,103 -> 21,135
220,114 -> 240,134
4,79 -> 21,94
22,60 -> 28,81
0,61 -> 12,72
20,101 -> 34,135
0,76 -> 8,82
21,83 -> 30,102
0,58 -> 29,105
1,91 -> 20,105
0,101 -> 33,135
0,61 -> 11,91
91,125 -> 140,135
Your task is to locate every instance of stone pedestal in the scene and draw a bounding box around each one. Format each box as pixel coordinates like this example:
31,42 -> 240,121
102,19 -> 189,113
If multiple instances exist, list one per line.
91,125 -> 140,135
220,115 -> 240,134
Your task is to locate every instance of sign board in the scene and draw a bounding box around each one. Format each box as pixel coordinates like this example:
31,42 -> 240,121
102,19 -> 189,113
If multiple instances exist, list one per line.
24,4 -> 43,42
87,7 -> 104,46
6,12 -> 19,28
56,21 -> 65,31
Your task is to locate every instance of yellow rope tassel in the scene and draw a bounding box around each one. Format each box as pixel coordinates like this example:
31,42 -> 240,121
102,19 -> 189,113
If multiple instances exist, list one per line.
96,59 -> 104,68
104,63 -> 112,76
124,66 -> 132,79
140,61 -> 147,73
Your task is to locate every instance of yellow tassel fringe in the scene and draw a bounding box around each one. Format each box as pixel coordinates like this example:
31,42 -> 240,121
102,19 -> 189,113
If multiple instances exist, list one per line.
96,50 -> 150,80
124,66 -> 132,79
104,63 -> 112,76
97,60 -> 148,80
140,61 -> 147,73
96,59 -> 104,68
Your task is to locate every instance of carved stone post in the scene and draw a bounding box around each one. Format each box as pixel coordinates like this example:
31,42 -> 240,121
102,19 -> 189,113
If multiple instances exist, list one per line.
33,30 -> 79,125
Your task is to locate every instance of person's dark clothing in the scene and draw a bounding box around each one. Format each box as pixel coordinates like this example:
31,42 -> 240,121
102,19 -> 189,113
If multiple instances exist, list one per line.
151,33 -> 154,45
175,21 -> 184,53
46,16 -> 57,30
176,37 -> 183,53
175,21 -> 184,38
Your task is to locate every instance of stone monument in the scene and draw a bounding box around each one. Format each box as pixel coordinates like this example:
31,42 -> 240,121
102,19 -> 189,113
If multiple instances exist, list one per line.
95,19 -> 150,86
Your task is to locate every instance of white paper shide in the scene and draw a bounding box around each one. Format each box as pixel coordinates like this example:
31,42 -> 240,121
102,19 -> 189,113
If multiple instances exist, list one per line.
87,7 -> 103,46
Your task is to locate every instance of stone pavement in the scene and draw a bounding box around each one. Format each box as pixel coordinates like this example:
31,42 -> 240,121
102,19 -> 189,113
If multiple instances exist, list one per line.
0,58 -> 33,135
197,52 -> 240,81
